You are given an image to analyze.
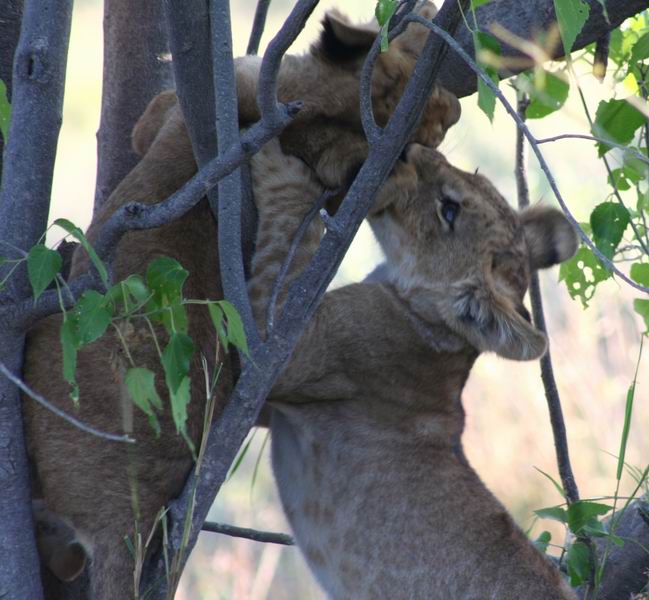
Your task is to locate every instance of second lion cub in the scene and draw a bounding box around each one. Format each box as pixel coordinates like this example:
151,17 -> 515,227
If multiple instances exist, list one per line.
248,140 -> 578,600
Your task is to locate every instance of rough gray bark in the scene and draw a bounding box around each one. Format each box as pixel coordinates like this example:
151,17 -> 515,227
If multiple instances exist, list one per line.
93,0 -> 174,212
440,0 -> 647,98
0,1 -> 73,598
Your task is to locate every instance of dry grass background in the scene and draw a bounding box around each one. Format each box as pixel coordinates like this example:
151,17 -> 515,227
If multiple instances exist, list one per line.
47,1 -> 648,598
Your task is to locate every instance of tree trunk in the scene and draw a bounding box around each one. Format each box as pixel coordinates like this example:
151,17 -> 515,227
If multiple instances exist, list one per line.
93,0 -> 173,212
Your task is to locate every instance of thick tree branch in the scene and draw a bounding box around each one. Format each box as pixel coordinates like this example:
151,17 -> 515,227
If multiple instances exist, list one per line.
437,0 -> 646,98
94,0 -> 173,211
0,0 -> 73,597
142,1 -> 471,596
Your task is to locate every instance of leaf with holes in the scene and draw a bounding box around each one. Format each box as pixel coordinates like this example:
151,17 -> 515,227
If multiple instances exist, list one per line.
566,541 -> 591,587
553,0 -> 589,54
53,218 -> 109,288
73,290 -> 112,346
593,99 -> 645,157
125,367 -> 162,436
473,31 -> 501,122
0,79 -> 11,143
559,246 -> 612,308
27,245 -> 62,301
590,202 -> 630,260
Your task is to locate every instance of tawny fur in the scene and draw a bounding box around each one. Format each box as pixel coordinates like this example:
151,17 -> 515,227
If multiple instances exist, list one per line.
23,5 -> 459,598
247,140 -> 578,600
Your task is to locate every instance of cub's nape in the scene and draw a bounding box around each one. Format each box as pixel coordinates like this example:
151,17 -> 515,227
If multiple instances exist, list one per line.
369,143 -> 578,362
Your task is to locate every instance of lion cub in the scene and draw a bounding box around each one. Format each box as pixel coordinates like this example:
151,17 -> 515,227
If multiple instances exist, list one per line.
23,4 -> 459,598
248,140 -> 578,600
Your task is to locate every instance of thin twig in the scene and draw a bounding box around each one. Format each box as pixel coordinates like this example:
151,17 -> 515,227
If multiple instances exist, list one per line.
536,134 -> 649,166
201,521 -> 294,546
407,15 -> 649,296
515,93 -> 581,506
0,361 -> 134,444
266,188 -> 334,333
246,0 -> 272,56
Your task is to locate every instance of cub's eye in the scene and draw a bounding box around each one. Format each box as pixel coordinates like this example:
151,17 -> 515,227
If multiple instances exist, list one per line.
440,198 -> 460,229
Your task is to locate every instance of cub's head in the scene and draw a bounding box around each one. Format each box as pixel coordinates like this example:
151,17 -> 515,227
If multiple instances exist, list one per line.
312,1 -> 460,148
370,144 -> 578,361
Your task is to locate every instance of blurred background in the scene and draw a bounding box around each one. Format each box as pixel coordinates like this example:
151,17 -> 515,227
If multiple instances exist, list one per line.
49,1 -> 648,598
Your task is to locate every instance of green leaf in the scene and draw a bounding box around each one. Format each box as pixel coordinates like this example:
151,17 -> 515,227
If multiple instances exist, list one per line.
566,501 -> 613,534
553,0 -> 590,54
590,202 -> 630,260
53,218 -> 109,288
634,299 -> 649,331
227,433 -> 255,481
27,245 -> 62,301
473,31 -> 501,122
125,367 -> 162,436
566,541 -> 591,587
559,245 -> 612,307
0,79 -> 11,144
470,0 -> 493,7
161,332 -> 194,394
618,339 -> 643,480
519,70 -> 570,119
60,316 -> 80,403
73,290 -> 112,345
105,275 -> 150,314
533,531 -> 552,553
169,375 -> 192,441
631,32 -> 649,62
375,0 -> 398,52
534,505 -> 568,523
593,99 -> 645,157
631,263 -> 649,287
146,257 -> 189,333
218,301 -> 250,357
534,466 -> 566,498
207,302 -> 229,353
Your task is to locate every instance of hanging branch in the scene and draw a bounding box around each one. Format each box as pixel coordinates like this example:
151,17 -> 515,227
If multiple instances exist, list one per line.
202,521 -> 294,546
246,0 -> 272,56
514,94 -> 581,506
0,0 -> 74,597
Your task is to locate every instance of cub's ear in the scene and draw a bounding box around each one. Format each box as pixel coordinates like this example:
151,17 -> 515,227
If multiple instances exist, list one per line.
445,278 -> 547,361
131,90 -> 179,157
521,205 -> 578,270
314,10 -> 378,62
